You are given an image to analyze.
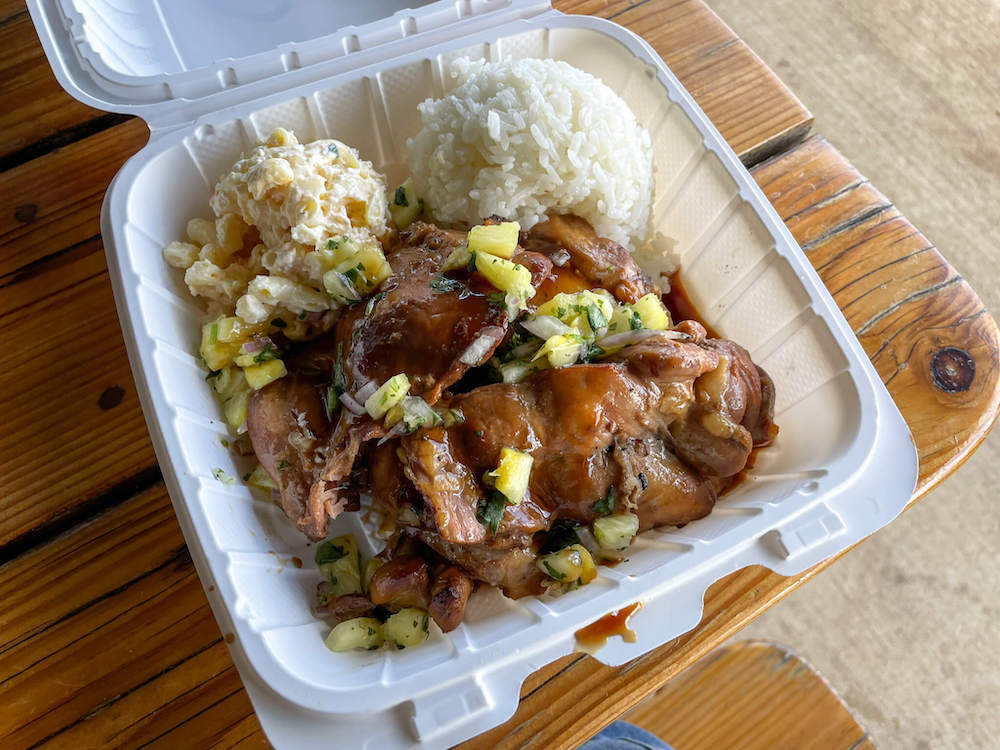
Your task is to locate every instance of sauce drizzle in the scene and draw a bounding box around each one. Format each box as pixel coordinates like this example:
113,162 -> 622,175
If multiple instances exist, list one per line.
662,271 -> 720,338
574,602 -> 643,653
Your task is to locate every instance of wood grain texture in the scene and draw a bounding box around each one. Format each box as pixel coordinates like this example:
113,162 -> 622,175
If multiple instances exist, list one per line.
624,641 -> 871,750
751,136 -> 1000,493
0,484 -> 265,749
0,0 -> 811,549
0,10 -> 108,165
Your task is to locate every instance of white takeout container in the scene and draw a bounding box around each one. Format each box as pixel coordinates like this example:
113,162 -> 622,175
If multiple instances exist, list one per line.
28,0 -> 918,746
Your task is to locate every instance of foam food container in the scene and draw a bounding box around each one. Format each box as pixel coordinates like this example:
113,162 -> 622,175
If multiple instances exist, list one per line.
28,1 -> 918,746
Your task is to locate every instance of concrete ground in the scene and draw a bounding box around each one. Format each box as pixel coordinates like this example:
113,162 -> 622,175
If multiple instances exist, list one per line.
705,1 -> 1000,748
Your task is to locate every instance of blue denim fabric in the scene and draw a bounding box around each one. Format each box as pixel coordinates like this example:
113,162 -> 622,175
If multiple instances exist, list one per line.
578,721 -> 674,750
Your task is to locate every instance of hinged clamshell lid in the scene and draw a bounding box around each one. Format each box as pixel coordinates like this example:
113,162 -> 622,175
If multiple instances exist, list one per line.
26,0 -> 551,126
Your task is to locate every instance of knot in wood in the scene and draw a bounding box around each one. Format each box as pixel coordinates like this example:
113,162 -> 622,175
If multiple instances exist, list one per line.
930,347 -> 975,393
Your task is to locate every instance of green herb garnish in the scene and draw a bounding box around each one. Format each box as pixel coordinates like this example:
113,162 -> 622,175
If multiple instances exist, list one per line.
314,540 -> 347,565
393,186 -> 408,206
476,491 -> 506,535
590,486 -> 615,517
540,519 -> 581,555
543,561 -> 566,581
270,318 -> 287,328
365,291 -> 386,316
586,304 -> 608,331
327,142 -> 339,156
430,275 -> 462,293
276,459 -> 291,471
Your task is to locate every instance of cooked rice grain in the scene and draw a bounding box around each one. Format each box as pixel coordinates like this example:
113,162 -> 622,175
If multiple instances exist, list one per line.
408,58 -> 654,248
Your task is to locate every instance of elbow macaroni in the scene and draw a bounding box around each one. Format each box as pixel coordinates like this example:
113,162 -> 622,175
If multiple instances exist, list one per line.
163,128 -> 391,338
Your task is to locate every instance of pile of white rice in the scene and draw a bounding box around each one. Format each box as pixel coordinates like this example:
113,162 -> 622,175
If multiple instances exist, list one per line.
408,58 -> 654,248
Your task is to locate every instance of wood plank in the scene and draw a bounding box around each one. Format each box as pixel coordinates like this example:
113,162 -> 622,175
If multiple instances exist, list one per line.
0,8 -> 108,166
0,236 -> 156,548
0,0 -> 812,548
0,119 -> 149,278
751,137 -> 1000,489
0,484 -> 264,749
623,641 -> 871,750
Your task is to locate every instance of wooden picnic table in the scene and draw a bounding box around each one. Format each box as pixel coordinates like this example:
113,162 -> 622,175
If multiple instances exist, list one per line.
1,0 -> 997,747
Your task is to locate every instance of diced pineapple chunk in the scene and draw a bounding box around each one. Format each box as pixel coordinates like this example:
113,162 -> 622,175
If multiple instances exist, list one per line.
223,390 -> 249,430
467,221 -> 520,259
536,544 -> 597,585
486,447 -> 533,505
365,374 -> 411,419
531,334 -> 585,368
244,359 -> 287,389
592,513 -> 640,551
472,252 -> 534,306
608,304 -> 642,334
201,318 -> 242,370
325,617 -> 383,652
441,244 -> 472,272
535,290 -> 614,329
245,464 -> 276,490
389,178 -> 424,230
630,293 -> 670,330
382,608 -> 430,649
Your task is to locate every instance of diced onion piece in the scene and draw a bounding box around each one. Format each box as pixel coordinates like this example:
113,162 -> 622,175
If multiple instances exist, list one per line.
499,360 -> 534,383
315,534 -> 362,597
354,380 -> 378,403
487,447 -> 533,505
536,544 -> 597,585
575,526 -> 602,558
473,252 -> 534,307
460,328 -> 503,365
382,607 -> 430,649
244,359 -> 287,390
532,333 -> 585,368
550,248 -> 571,267
399,395 -> 442,433
593,513 -> 640,551
339,392 -> 366,416
520,315 -> 572,340
596,328 -> 686,354
365,374 -> 411,419
323,269 -> 361,305
467,221 -> 520,259
441,244 -> 471,272
630,293 -> 671,330
325,617 -> 384,652
389,178 -> 423,230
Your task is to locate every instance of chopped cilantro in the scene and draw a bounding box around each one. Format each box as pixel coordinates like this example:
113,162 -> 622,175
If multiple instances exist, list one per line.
487,291 -> 507,309
629,311 -> 643,331
344,266 -> 363,284
540,519 -> 581,554
543,561 -> 566,580
276,459 -> 291,471
205,369 -> 221,381
314,540 -> 347,565
333,341 -> 346,398
585,344 -> 604,361
590,486 -> 615,517
209,323 -> 219,344
393,186 -> 408,206
474,429 -> 485,438
298,311 -> 307,320
220,438 -> 229,448
327,142 -> 339,156
430,275 -> 462,293
326,237 -> 341,250
270,318 -> 287,328
253,346 -> 280,364
466,253 -> 477,273
476,491 -> 506,535
242,472 -> 252,482
586,304 -> 608,331
556,306 -> 567,318
365,291 -> 387,316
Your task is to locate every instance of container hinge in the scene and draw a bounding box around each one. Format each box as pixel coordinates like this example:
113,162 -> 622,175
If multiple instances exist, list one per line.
771,505 -> 846,559
410,675 -> 492,742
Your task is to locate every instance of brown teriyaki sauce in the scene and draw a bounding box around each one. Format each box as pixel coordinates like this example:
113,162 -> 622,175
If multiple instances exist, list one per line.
574,602 -> 643,653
